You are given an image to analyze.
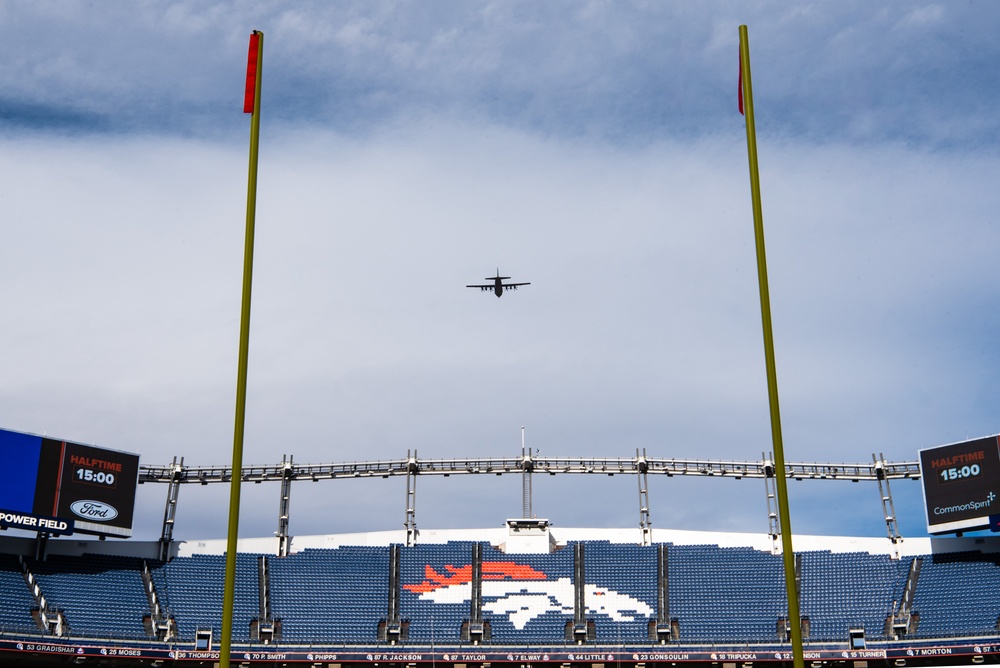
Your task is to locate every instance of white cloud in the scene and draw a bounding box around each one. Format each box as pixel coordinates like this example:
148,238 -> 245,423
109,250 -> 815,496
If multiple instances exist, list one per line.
2,117 -> 998,541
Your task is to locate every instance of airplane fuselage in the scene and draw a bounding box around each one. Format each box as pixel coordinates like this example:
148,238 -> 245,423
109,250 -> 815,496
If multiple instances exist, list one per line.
466,269 -> 529,297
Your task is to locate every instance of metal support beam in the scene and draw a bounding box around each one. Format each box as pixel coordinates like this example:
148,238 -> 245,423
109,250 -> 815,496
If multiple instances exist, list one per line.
158,456 -> 184,562
276,454 -> 293,557
470,542 -> 483,624
874,452 -> 903,559
387,544 -> 401,625
405,450 -> 418,546
656,543 -> 669,627
637,448 -> 652,546
521,427 -> 533,518
34,532 -> 49,561
574,542 -> 586,624
572,542 -> 588,641
763,452 -> 780,554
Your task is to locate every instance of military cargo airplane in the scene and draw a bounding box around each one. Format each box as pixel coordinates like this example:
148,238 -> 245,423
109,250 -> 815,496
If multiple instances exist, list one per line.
466,269 -> 530,297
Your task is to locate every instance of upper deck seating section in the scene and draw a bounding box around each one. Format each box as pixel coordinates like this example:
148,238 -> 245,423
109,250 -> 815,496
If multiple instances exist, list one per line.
26,553 -> 150,640
797,550 -> 907,642
268,546 -> 389,644
151,552 -> 259,643
667,544 -> 786,644
910,551 -> 1000,638
400,541 -> 580,643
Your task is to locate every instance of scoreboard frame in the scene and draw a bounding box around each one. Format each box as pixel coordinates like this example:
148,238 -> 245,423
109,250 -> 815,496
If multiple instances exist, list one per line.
0,428 -> 140,538
918,434 -> 1000,534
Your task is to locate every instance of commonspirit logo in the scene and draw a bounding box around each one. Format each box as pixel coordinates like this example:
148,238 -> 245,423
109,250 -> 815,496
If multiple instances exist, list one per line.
934,491 -> 996,516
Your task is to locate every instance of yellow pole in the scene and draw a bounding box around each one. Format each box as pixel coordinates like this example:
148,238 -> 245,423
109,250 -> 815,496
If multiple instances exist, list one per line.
220,29 -> 263,668
739,25 -> 805,668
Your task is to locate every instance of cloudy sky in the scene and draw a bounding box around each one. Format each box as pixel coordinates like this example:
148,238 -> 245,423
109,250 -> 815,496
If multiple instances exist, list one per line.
2,1 -> 999,544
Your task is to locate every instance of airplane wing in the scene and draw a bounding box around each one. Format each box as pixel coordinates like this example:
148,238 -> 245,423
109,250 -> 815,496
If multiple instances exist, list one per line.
502,282 -> 530,290
466,284 -> 492,289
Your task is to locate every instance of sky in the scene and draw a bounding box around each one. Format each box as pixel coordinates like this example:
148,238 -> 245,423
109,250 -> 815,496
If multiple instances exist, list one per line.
2,1 -> 1000,545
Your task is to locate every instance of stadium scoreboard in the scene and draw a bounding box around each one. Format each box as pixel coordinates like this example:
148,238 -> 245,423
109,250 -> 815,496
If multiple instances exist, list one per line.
0,428 -> 140,538
918,434 -> 1000,534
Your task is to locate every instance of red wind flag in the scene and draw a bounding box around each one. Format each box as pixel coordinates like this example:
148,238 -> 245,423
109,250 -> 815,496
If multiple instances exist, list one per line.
738,53 -> 744,115
243,32 -> 260,113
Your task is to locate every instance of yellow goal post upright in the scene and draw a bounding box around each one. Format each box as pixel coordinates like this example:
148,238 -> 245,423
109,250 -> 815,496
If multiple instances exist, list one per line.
220,28 -> 264,668
739,24 -> 805,668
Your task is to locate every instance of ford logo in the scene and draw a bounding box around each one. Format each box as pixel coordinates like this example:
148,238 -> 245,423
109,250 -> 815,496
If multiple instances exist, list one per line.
70,500 -> 118,521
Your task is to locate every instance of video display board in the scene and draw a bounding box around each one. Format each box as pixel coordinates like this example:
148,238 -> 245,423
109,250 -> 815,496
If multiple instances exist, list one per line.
0,428 -> 140,537
918,434 -> 1000,534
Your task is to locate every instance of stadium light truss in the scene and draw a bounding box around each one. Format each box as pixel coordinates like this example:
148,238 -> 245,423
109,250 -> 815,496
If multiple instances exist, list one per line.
137,454 -> 921,484
137,453 -> 919,558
